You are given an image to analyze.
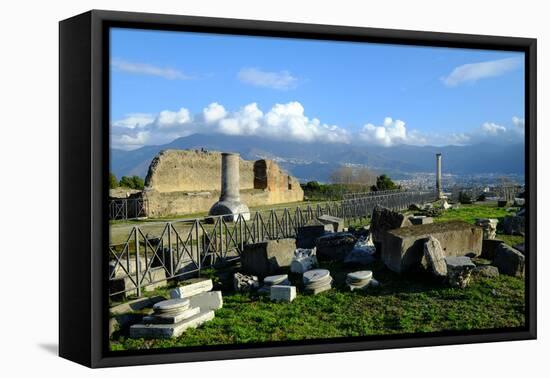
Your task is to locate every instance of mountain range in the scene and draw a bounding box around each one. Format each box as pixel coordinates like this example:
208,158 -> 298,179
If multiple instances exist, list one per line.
110,133 -> 525,183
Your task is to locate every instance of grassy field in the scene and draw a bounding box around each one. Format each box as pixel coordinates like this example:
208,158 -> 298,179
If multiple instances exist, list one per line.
109,202 -> 526,351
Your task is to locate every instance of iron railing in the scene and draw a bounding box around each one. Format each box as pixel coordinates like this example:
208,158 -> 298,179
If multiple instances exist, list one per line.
109,198 -> 148,220
109,190 -> 436,298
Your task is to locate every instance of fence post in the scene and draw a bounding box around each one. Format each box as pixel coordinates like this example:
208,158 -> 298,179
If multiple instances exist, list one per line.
134,227 -> 141,297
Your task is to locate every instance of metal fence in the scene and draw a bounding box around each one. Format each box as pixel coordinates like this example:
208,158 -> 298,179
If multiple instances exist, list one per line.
109,190 -> 436,298
109,198 -> 148,220
343,188 -> 405,200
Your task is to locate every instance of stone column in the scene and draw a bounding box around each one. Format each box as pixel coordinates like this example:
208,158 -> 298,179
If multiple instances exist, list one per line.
220,153 -> 240,202
208,152 -> 250,221
436,153 -> 442,199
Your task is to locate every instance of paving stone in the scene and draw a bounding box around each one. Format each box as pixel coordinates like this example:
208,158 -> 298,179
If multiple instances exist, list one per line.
270,285 -> 297,302
129,310 -> 215,339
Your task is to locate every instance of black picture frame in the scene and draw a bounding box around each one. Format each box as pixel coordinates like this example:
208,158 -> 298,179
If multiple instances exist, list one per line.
59,9 -> 537,368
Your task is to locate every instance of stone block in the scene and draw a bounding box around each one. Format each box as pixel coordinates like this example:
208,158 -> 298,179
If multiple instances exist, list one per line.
143,307 -> 200,324
296,225 -> 328,248
475,218 -> 498,239
382,221 -> 483,273
109,313 -> 144,337
344,236 -> 376,265
270,285 -> 297,302
233,273 -> 260,292
370,206 -> 412,244
445,256 -> 476,288
188,291 -> 223,311
110,266 -> 167,301
169,278 -> 213,299
290,248 -> 318,273
409,215 -> 434,225
493,244 -> 525,277
502,215 -> 525,235
316,232 -> 357,261
422,236 -> 447,278
481,239 -> 505,260
317,215 -> 345,232
473,265 -> 499,278
241,238 -> 296,276
129,310 -> 215,339
110,295 -> 165,315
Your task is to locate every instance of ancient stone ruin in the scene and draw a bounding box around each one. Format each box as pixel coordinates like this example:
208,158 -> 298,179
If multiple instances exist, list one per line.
139,149 -> 303,217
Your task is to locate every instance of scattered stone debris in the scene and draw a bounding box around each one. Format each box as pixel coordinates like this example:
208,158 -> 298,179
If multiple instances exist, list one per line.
170,278 -> 213,299
303,269 -> 333,294
316,232 -> 357,261
346,270 -> 373,291
296,225 -> 330,248
422,236 -> 447,278
472,265 -> 500,278
188,291 -> 223,312
502,215 -> 525,235
475,218 -> 498,239
270,285 -> 297,302
370,206 -> 412,244
241,238 -> 296,276
513,243 -> 525,254
259,274 -> 290,293
344,235 -> 376,265
445,256 -> 476,288
441,200 -> 452,210
110,295 -> 165,316
514,198 -> 525,206
233,273 -> 260,292
290,248 -> 318,274
493,243 -> 525,277
317,215 -> 345,232
481,239 -> 505,260
129,298 -> 215,339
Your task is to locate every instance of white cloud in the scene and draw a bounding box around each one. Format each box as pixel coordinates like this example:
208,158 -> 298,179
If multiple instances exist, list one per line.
202,103 -> 227,124
111,58 -> 193,80
358,117 -> 426,147
480,122 -> 507,136
442,57 -> 522,87
238,67 -> 298,90
110,103 -> 524,150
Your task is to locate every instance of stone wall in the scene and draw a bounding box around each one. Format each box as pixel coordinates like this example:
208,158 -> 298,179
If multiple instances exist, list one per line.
142,150 -> 304,217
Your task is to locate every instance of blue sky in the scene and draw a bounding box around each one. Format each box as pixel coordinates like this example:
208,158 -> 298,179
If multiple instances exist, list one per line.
110,27 -> 525,150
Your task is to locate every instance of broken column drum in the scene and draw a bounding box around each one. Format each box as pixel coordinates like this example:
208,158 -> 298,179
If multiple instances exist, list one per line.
436,153 -> 443,199
208,152 -> 251,221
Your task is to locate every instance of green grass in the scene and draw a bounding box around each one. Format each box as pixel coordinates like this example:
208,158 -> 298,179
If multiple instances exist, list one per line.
109,201 -> 526,351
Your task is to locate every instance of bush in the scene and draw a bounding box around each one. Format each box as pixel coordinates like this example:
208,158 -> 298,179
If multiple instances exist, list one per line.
458,191 -> 473,204
109,173 -> 118,189
119,175 -> 145,190
371,174 -> 400,192
477,193 -> 487,202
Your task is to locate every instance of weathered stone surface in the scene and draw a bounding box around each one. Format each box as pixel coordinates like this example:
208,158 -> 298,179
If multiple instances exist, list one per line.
445,256 -> 476,288
423,236 -> 447,278
369,278 -> 380,287
296,225 -> 328,248
110,266 -> 167,301
270,285 -> 296,302
317,215 -> 345,232
382,221 -> 483,273
110,295 -> 165,315
303,269 -> 332,294
188,291 -> 223,311
498,200 -> 510,208
481,239 -> 505,260
514,243 -> 525,254
264,274 -> 290,286
241,238 -> 296,276
502,215 -> 525,235
169,278 -> 213,299
290,248 -> 318,273
409,215 -> 434,225
344,235 -> 376,265
303,269 -> 330,283
514,198 -> 525,206
473,265 -> 500,278
370,206 -> 412,244
233,272 -> 260,292
475,218 -> 498,239
316,232 -> 357,261
153,298 -> 190,315
493,244 -> 525,277
346,270 -> 373,291
109,313 -> 144,337
129,310 -> 215,339
143,307 -> 200,324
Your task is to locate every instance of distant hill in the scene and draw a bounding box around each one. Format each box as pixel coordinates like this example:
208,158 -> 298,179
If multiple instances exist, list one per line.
110,133 -> 525,183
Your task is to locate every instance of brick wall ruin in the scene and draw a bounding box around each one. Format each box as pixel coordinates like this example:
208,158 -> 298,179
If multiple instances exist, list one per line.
141,150 -> 303,217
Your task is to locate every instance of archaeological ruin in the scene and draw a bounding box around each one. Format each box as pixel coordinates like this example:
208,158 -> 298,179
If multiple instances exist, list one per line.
136,149 -> 304,217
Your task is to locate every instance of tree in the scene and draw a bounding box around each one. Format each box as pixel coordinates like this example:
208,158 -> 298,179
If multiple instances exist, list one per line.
371,174 -> 399,191
304,181 -> 321,191
109,173 -> 118,189
119,175 -> 145,190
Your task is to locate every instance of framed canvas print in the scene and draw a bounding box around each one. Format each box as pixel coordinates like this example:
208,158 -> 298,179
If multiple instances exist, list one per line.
59,10 -> 536,368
